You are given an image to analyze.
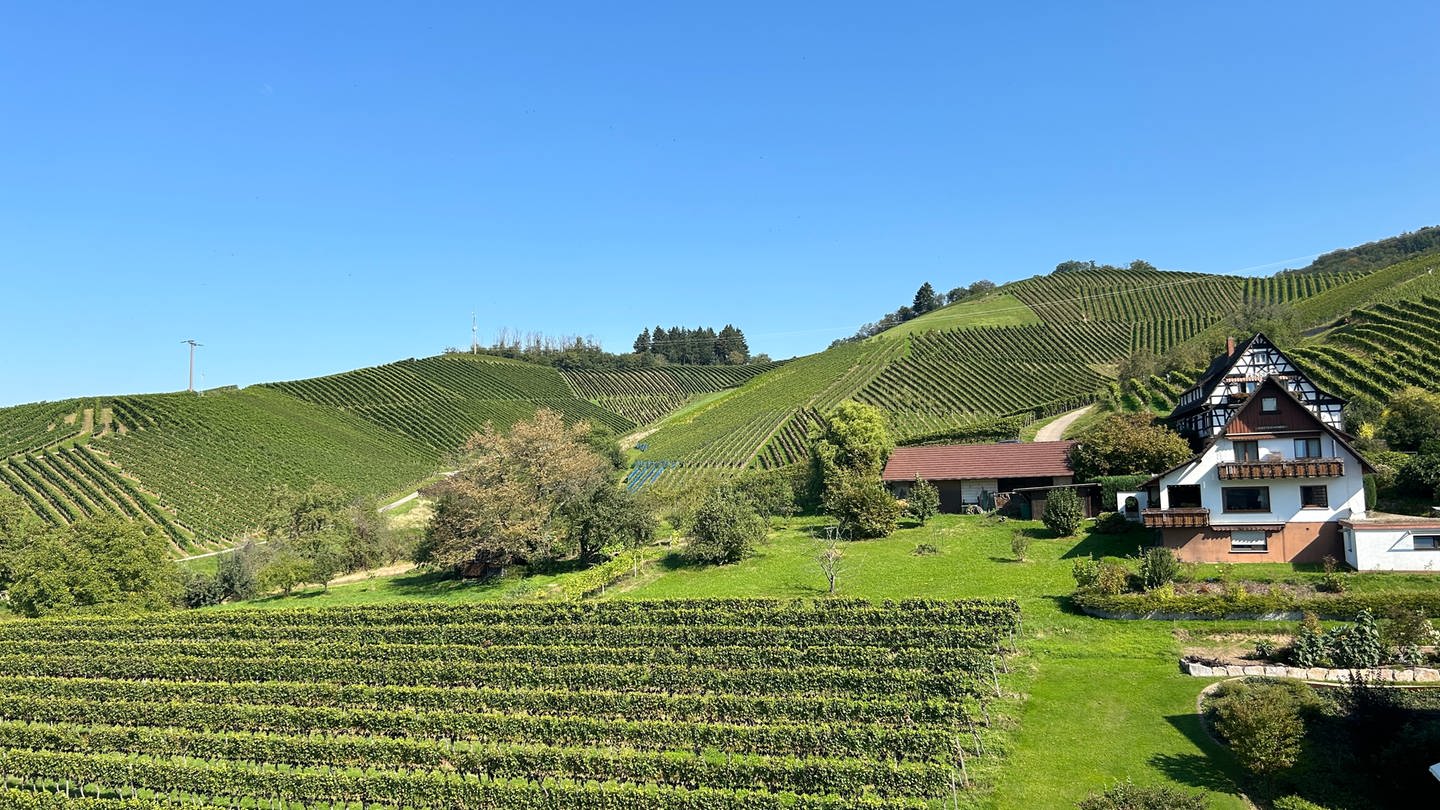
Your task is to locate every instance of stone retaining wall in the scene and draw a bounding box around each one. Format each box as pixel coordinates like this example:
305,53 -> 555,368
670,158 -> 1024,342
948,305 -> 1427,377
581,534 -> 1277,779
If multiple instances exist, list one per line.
1181,660 -> 1440,683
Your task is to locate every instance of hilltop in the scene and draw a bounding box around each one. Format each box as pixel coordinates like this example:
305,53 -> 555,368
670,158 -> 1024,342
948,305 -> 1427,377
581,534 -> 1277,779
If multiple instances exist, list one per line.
2,226 -> 1438,548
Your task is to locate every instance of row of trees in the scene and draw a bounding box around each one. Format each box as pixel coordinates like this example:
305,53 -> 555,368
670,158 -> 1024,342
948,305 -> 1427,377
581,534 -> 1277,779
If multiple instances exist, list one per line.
632,324 -> 752,365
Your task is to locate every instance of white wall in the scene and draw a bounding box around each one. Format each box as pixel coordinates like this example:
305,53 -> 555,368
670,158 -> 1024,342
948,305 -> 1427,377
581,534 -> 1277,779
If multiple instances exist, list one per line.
961,479 -> 998,504
1345,527 -> 1440,572
1155,437 -> 1365,525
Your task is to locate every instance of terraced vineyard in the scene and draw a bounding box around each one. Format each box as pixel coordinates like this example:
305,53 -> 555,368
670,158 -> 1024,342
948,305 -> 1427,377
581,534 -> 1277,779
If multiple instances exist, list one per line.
0,598 -> 1020,809
96,389 -> 435,543
1291,294 -> 1440,403
637,341 -> 901,477
560,363 -> 781,429
267,355 -> 635,448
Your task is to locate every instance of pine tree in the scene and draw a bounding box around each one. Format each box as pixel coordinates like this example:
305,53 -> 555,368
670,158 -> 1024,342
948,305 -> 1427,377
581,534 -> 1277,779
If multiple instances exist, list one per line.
633,328 -> 651,354
913,282 -> 939,314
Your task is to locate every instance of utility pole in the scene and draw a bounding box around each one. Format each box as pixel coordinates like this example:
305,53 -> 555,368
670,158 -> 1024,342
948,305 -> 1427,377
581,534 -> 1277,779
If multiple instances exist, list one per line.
471,312 -> 478,354
181,339 -> 202,392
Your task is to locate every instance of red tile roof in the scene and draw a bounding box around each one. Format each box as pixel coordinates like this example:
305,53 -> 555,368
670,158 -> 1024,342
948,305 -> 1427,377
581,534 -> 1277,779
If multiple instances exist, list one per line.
881,441 -> 1076,482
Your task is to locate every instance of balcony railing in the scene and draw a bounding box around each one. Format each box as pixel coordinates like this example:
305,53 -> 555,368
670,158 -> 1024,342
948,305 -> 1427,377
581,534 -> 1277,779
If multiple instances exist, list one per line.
1142,507 -> 1211,529
1217,459 -> 1344,480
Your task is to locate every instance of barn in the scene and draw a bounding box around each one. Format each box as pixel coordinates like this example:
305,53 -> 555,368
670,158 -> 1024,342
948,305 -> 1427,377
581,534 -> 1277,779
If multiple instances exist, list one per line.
881,441 -> 1080,513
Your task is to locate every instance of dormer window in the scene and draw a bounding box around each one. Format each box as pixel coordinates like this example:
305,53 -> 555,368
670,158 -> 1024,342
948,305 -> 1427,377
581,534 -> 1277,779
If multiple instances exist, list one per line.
1261,396 -> 1278,413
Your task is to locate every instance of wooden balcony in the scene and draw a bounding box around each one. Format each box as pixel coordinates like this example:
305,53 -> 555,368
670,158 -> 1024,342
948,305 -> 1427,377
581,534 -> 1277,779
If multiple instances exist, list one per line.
1142,508 -> 1210,529
1217,459 -> 1344,480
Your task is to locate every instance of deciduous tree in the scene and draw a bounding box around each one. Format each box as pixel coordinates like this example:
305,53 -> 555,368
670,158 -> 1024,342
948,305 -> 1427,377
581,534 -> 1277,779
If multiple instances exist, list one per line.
1068,414 -> 1192,481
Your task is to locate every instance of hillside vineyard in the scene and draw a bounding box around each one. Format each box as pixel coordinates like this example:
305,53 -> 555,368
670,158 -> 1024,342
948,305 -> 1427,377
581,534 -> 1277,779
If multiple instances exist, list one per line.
0,599 -> 1019,808
2,248 -> 1440,545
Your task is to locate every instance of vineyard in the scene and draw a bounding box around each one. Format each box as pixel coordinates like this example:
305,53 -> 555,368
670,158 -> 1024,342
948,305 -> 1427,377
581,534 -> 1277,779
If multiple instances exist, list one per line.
0,599 -> 1021,809
636,341 -> 901,478
1290,294 -> 1440,403
266,355 -> 635,449
94,389 -> 435,543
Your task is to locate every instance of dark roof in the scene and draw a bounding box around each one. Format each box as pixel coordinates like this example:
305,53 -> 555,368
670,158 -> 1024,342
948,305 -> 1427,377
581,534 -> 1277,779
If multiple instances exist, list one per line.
1169,332 -> 1345,421
882,441 -> 1075,482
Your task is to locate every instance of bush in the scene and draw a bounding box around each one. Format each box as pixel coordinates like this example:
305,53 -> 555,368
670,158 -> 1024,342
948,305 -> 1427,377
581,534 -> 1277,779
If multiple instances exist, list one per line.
1094,511 -> 1132,534
1208,679 -> 1316,775
182,573 -> 225,608
1330,609 -> 1384,668
1253,639 -> 1277,660
1272,798 -> 1330,810
686,488 -> 767,564
1043,487 -> 1084,537
1291,613 -> 1329,667
1072,589 -> 1440,620
1138,547 -> 1180,590
1072,557 -> 1101,590
1011,531 -> 1032,561
1076,780 -> 1208,809
904,475 -> 940,525
1380,606 -> 1436,650
1095,561 -> 1130,595
821,472 -> 900,539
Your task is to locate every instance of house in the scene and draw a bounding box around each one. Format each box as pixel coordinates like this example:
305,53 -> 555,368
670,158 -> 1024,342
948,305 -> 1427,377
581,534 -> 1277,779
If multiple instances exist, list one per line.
1168,333 -> 1345,448
1139,334 -> 1440,567
882,441 -> 1094,514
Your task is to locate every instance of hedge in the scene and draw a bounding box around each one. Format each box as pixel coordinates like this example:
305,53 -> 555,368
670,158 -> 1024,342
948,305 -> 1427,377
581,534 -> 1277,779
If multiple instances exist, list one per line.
1071,590 -> 1440,620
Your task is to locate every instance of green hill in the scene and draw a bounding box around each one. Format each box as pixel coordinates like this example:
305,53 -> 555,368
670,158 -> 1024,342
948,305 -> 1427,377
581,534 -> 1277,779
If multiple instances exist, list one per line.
6,227 -> 1440,543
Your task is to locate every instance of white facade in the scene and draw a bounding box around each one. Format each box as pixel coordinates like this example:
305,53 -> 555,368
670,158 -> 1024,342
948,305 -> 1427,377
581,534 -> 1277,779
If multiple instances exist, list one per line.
1172,336 -> 1344,440
961,479 -> 998,504
1153,436 -> 1365,527
1344,525 -> 1440,572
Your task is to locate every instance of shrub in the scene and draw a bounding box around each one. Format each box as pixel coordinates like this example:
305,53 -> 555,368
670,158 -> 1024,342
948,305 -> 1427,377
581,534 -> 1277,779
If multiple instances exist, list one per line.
1072,557 -> 1101,590
1208,679 -> 1315,775
1272,796 -> 1331,810
821,472 -> 900,539
1317,555 -> 1348,594
1076,780 -> 1208,809
1042,487 -> 1084,537
1138,547 -> 1180,590
686,488 -> 767,564
1380,606 -> 1436,650
912,542 -> 939,556
1253,639 -> 1277,660
1011,531 -> 1032,562
1095,561 -> 1130,595
1094,511 -> 1132,534
1330,609 -> 1384,668
904,475 -> 940,525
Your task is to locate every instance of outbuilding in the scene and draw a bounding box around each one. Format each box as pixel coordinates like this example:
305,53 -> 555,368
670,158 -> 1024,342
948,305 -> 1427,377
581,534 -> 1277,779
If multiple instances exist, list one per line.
882,441 -> 1078,513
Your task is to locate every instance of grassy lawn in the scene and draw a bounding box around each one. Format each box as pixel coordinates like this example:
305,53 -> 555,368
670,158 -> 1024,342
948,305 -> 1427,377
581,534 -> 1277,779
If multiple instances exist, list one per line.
869,293 -> 1041,341
238,514 -> 1255,808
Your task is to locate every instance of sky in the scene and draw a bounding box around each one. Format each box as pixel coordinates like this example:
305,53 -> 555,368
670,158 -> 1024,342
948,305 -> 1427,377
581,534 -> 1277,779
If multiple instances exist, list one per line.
1,2 -> 1437,406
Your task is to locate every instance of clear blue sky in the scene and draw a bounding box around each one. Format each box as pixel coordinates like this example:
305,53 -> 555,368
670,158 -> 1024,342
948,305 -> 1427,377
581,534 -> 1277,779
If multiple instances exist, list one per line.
2,2 -> 1437,406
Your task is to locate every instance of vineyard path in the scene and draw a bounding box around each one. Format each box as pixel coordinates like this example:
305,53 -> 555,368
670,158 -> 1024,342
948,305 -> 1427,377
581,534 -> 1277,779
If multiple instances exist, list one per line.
1032,404 -> 1094,442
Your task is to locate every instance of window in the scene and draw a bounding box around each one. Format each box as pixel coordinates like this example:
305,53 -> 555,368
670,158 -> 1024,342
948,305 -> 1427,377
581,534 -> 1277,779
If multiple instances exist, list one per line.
1233,441 -> 1260,462
1300,485 -> 1329,508
1261,396 -> 1278,413
1230,530 -> 1268,553
1223,487 -> 1270,512
1294,437 -> 1322,458
1167,485 -> 1203,509
1414,535 -> 1440,550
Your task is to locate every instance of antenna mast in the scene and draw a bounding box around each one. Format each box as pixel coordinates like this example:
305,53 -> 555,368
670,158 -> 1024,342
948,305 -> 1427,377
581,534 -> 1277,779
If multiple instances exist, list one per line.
471,312 -> 478,354
181,339 -> 203,392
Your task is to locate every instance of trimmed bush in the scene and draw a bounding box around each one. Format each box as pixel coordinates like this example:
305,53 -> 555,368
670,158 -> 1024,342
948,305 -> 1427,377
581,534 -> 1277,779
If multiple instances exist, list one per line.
1043,487 -> 1084,537
1077,780 -> 1208,809
1072,589 -> 1440,620
1207,678 -> 1318,776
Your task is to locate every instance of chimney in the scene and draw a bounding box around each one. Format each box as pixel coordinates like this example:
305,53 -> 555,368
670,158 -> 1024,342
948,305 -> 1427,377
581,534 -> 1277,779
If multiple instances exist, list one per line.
1226,336 -> 1236,356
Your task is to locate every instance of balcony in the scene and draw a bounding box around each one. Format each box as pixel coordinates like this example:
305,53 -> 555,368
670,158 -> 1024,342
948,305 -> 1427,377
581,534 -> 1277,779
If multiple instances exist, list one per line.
1142,508 -> 1211,529
1217,459 -> 1344,480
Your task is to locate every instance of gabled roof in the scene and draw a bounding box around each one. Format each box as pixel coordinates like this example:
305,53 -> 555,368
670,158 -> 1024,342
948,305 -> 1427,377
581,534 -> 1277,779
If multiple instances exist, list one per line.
1168,332 -> 1344,421
882,441 -> 1075,482
1145,376 -> 1373,487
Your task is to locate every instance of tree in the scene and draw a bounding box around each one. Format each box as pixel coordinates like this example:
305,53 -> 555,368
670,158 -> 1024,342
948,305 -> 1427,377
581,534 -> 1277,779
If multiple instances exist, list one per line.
7,519 -> 181,618
562,482 -> 657,563
945,286 -> 968,304
257,550 -> 312,596
418,409 -> 609,574
1380,387 -> 1440,451
815,529 -> 845,594
905,475 -> 939,524
912,282 -> 939,314
0,489 -> 42,586
967,279 -> 996,296
1042,487 -> 1084,537
822,471 -> 901,539
633,328 -> 651,354
732,468 -> 798,523
686,486 -> 766,564
216,543 -> 261,601
813,402 -> 893,479
1068,414 -> 1192,482
263,483 -> 348,542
